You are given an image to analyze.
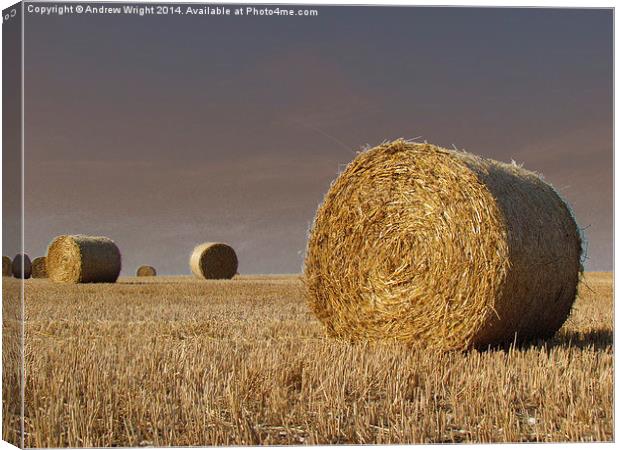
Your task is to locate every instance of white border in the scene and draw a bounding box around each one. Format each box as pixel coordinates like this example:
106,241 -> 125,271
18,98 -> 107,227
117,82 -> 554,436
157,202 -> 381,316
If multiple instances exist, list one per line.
0,2 -> 615,450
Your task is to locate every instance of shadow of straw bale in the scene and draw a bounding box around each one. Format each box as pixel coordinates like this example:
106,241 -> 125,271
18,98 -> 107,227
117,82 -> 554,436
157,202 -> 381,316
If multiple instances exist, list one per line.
474,329 -> 613,353
545,329 -> 613,351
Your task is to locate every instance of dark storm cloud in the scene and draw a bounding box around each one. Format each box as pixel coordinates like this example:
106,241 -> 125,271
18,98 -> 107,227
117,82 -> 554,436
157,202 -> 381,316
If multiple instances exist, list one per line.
20,6 -> 612,273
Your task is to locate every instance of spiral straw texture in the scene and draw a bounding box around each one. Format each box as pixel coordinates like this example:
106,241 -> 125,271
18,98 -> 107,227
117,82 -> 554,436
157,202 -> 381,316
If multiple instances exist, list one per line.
304,140 -> 582,350
136,265 -> 157,277
2,256 -> 11,277
47,235 -> 121,283
190,243 -> 238,280
31,256 -> 48,278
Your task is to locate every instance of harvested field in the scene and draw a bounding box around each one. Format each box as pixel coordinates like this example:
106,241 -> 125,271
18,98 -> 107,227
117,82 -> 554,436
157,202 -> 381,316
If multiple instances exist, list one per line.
2,272 -> 613,446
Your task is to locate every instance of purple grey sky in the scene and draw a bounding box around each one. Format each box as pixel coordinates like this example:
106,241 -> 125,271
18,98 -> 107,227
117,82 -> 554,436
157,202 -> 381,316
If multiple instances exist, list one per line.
14,5 -> 613,274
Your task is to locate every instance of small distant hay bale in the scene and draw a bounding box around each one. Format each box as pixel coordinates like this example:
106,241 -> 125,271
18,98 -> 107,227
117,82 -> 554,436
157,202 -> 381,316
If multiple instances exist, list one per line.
190,242 -> 238,280
31,257 -> 48,278
11,254 -> 32,279
304,140 -> 582,351
46,235 -> 122,283
136,265 -> 156,277
2,256 -> 11,277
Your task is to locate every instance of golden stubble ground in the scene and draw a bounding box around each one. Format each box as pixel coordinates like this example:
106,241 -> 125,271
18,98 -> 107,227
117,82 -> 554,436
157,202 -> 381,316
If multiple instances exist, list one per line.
2,272 -> 613,446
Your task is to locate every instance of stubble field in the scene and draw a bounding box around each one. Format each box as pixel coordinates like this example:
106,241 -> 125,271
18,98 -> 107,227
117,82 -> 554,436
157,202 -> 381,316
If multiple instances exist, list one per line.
2,272 -> 614,446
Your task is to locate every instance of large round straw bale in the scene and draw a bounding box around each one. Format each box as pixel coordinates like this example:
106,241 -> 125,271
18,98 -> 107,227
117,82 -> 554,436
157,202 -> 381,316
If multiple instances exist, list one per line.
304,140 -> 582,351
46,235 -> 121,283
11,254 -> 32,279
31,256 -> 48,278
136,265 -> 156,277
2,256 -> 11,277
190,243 -> 238,280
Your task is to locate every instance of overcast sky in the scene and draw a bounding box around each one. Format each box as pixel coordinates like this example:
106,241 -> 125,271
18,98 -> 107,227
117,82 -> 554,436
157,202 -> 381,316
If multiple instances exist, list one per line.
11,6 -> 613,273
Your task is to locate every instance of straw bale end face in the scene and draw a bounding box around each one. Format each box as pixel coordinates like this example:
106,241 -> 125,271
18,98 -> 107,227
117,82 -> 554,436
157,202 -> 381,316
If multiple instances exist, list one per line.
304,140 -> 582,351
2,256 -> 11,277
32,256 -> 48,278
11,254 -> 32,279
190,243 -> 238,280
47,235 -> 122,283
136,265 -> 157,277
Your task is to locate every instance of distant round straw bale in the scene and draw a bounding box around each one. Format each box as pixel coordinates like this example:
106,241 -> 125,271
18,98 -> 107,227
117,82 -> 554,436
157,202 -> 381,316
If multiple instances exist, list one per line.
46,235 -> 121,283
136,265 -> 156,277
304,140 -> 582,351
31,256 -> 48,278
190,243 -> 238,280
2,256 -> 11,277
11,254 -> 32,279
